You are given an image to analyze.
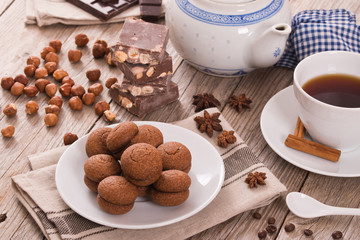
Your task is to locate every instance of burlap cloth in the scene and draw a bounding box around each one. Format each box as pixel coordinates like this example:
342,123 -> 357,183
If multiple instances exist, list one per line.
25,0 -> 167,27
12,108 -> 286,240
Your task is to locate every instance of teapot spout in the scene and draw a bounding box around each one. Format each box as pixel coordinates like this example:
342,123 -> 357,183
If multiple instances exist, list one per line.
248,23 -> 291,68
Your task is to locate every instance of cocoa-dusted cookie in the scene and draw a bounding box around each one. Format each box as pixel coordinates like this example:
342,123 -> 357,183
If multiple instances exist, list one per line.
130,124 -> 163,147
84,154 -> 121,182
97,176 -> 138,205
153,170 -> 191,193
157,142 -> 192,173
121,143 -> 162,186
150,189 -> 189,206
83,175 -> 99,193
97,195 -> 134,215
137,186 -> 150,197
85,127 -> 112,157
106,121 -> 138,155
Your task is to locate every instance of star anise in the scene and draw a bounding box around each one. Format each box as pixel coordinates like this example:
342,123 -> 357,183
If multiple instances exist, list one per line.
194,110 -> 223,137
217,130 -> 237,148
192,93 -> 221,112
228,93 -> 252,112
244,171 -> 267,188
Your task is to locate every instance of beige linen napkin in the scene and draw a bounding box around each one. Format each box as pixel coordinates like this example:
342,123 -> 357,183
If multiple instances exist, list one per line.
12,108 -> 286,240
25,0 -> 167,27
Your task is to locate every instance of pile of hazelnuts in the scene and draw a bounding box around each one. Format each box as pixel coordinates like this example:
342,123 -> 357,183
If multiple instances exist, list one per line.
1,33 -> 120,138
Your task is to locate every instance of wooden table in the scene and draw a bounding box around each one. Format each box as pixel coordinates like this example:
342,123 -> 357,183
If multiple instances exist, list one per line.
1,0 -> 360,239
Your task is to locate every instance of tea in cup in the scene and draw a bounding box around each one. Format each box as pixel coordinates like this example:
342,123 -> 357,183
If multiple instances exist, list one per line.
293,51 -> 360,152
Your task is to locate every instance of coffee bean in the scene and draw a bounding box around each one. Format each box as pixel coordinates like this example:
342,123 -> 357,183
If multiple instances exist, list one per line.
332,231 -> 343,239
258,230 -> 267,239
304,229 -> 313,236
266,225 -> 277,234
284,223 -> 295,232
267,217 -> 276,224
252,212 -> 262,219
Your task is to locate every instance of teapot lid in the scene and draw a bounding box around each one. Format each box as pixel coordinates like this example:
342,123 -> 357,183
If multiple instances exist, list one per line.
178,0 -> 285,25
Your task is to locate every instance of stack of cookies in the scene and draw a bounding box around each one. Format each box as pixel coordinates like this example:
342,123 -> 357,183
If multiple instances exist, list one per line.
110,17 -> 179,117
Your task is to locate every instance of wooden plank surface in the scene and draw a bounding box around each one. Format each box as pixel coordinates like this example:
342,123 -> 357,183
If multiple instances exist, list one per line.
0,0 -> 360,239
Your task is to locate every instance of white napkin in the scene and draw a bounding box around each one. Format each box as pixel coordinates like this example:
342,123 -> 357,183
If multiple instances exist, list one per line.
25,0 -> 166,27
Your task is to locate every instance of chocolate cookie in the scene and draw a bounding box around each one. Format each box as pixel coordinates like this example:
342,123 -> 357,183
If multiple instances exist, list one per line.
123,173 -> 159,187
121,143 -> 162,186
106,121 -> 138,156
150,189 -> 190,206
85,127 -> 112,157
97,176 -> 138,205
84,154 -> 121,182
97,195 -> 134,214
83,175 -> 99,193
130,124 -> 163,147
153,170 -> 191,193
157,142 -> 192,172
137,186 -> 150,197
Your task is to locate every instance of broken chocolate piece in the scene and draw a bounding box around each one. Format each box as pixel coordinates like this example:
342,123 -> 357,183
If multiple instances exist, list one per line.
65,0 -> 138,21
112,17 -> 169,64
112,51 -> 172,84
140,4 -> 162,22
110,81 -> 179,117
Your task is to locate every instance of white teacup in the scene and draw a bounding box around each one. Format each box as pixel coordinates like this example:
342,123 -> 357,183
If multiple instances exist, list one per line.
293,51 -> 360,152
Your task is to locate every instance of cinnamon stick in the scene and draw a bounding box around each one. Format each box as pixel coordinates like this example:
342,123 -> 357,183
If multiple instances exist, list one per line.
294,117 -> 305,138
285,134 -> 341,162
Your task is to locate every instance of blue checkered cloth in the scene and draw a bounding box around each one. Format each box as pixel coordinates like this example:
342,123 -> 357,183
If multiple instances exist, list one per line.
276,9 -> 360,69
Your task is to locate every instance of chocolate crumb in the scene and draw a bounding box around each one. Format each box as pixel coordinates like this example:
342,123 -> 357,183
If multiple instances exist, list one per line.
304,229 -> 313,236
0,213 -> 7,223
252,212 -> 262,219
332,231 -> 343,239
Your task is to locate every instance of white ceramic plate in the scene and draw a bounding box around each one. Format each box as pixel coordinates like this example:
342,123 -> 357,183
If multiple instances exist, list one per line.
55,121 -> 224,229
260,86 -> 360,177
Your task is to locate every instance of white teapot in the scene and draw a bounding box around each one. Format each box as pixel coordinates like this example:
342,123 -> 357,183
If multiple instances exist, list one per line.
166,0 -> 291,76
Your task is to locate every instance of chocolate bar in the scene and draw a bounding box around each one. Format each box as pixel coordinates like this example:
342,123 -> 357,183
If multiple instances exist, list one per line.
112,17 -> 169,65
65,0 -> 138,21
110,81 -> 179,117
112,51 -> 172,84
115,74 -> 171,97
140,0 -> 162,22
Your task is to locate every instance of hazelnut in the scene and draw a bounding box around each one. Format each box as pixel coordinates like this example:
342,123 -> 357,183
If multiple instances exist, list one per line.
94,101 -> 110,116
92,43 -> 106,58
53,69 -> 68,82
34,67 -> 48,79
25,100 -> 39,115
27,56 -> 40,67
114,50 -> 128,62
10,82 -> 25,96
71,84 -> 85,97
45,52 -> 59,64
103,110 -> 116,122
63,132 -> 78,145
86,69 -> 101,82
49,40 -> 62,53
44,62 -> 57,74
82,92 -> 95,105
68,49 -> 82,63
105,77 -> 118,89
24,65 -> 36,77
1,76 -> 14,90
40,46 -> 55,59
45,83 -> 57,98
44,113 -> 58,127
35,78 -> 50,92
106,52 -> 116,67
88,83 -> 103,96
45,105 -> 60,115
3,103 -> 17,117
48,96 -> 63,108
95,40 -> 108,48
59,83 -> 72,97
62,76 -> 75,86
14,74 -> 28,86
1,125 -> 15,138
69,96 -> 83,110
24,85 -> 39,97
75,33 -> 89,47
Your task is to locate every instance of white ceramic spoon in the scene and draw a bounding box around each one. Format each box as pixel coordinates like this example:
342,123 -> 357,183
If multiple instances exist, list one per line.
286,192 -> 360,218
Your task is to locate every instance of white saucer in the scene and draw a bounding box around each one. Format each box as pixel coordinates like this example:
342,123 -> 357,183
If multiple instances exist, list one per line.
260,86 -> 360,177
